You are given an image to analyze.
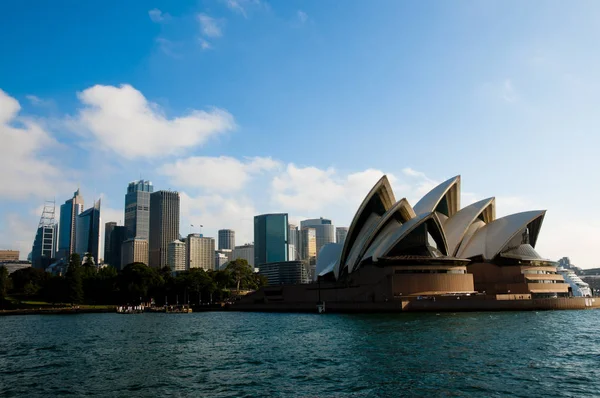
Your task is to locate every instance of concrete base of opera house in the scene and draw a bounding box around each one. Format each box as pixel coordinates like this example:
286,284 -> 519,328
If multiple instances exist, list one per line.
232,264 -> 600,313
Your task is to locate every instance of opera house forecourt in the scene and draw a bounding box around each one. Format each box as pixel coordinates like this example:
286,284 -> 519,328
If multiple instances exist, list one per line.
234,175 -> 599,312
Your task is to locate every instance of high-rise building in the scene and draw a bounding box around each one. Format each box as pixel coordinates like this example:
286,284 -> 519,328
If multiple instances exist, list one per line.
0,250 -> 20,262
168,240 -> 187,272
149,190 -> 180,268
336,227 -> 348,246
121,238 -> 149,266
58,189 -> 84,260
215,252 -> 229,270
124,180 -> 153,240
300,218 -> 335,259
300,227 -> 317,263
216,249 -> 233,263
233,244 -> 254,267
258,261 -> 310,285
105,225 -> 127,270
75,199 -> 102,263
104,222 -> 117,263
254,213 -> 288,268
218,229 -> 235,250
186,234 -> 215,271
288,224 -> 299,261
31,201 -> 57,269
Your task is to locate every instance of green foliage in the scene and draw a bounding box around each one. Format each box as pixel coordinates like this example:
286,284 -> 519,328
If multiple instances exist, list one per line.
0,266 -> 10,299
226,259 -> 254,291
66,253 -> 84,304
118,263 -> 163,304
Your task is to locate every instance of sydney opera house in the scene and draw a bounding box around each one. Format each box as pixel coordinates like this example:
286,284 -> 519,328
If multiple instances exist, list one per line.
236,176 -> 598,312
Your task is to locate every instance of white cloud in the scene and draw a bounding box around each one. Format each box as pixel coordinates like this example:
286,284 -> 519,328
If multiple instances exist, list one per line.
155,37 -> 182,58
225,0 -> 247,17
197,14 -> 222,38
502,78 -> 517,102
223,0 -> 265,18
0,213 -> 36,260
148,8 -> 170,23
199,38 -> 212,50
0,89 -> 72,199
159,156 -> 280,192
180,192 -> 256,244
297,10 -> 308,24
69,84 -> 235,159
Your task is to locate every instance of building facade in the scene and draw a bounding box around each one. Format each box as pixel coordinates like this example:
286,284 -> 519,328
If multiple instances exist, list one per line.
0,250 -> 19,262
186,234 -> 215,271
233,244 -> 254,267
58,189 -> 84,260
124,180 -> 153,240
288,224 -> 299,261
215,252 -> 229,270
75,199 -> 101,263
258,261 -> 310,285
218,229 -> 235,250
254,213 -> 288,268
106,225 -> 127,270
121,238 -> 149,266
149,190 -> 180,268
336,227 -> 348,246
168,240 -> 187,272
300,218 -> 335,259
104,222 -> 116,264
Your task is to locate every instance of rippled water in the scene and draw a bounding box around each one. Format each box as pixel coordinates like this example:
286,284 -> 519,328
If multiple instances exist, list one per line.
1,311 -> 599,397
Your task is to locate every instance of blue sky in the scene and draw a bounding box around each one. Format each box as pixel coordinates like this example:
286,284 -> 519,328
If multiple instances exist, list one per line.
1,1 -> 599,267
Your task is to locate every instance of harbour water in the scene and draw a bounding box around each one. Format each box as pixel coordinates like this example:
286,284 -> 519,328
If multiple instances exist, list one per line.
1,311 -> 599,397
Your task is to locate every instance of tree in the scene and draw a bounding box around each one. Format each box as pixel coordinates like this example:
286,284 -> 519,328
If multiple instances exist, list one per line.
226,259 -> 254,291
83,252 -> 95,267
0,266 -> 9,300
66,253 -> 84,304
118,263 -> 163,304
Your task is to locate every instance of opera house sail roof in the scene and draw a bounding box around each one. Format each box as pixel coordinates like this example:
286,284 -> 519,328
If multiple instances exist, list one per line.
316,174 -> 553,282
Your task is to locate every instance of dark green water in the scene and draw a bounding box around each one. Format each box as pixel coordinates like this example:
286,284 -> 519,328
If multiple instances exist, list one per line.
1,311 -> 599,397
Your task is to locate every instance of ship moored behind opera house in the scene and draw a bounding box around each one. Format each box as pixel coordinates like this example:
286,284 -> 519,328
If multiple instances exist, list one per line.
236,175 -> 598,311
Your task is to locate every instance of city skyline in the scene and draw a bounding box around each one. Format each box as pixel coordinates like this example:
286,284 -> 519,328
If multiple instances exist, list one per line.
2,2 -> 600,268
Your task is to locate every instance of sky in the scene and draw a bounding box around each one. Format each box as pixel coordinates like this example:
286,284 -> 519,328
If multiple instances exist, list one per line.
1,1 -> 600,267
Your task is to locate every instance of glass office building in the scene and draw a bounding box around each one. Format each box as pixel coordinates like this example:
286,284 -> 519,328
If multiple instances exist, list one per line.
254,213 -> 289,268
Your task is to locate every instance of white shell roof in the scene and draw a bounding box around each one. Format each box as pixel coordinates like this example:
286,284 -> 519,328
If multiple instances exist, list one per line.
444,197 -> 495,256
338,175 -> 396,277
413,175 -> 461,217
314,243 -> 342,281
457,210 -> 546,260
346,198 -> 416,274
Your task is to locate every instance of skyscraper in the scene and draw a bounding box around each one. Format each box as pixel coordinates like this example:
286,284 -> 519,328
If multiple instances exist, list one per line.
336,227 -> 348,246
186,234 -> 215,271
106,225 -> 127,270
58,189 -> 84,260
121,238 -> 149,266
75,199 -> 101,263
168,240 -> 187,272
300,218 -> 335,259
218,229 -> 235,250
124,180 -> 153,240
300,227 -> 317,263
288,224 -> 299,261
149,190 -> 180,268
254,213 -> 288,268
104,222 -> 116,263
31,201 -> 57,269
233,244 -> 254,267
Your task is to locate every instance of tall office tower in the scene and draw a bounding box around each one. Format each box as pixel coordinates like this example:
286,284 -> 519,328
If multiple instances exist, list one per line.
121,238 -> 149,266
124,180 -> 153,240
300,218 -> 335,259
218,229 -> 235,250
233,244 -> 254,267
254,213 -> 288,268
58,189 -> 84,260
336,227 -> 349,246
104,222 -> 117,263
167,240 -> 187,272
186,234 -> 215,271
288,224 -> 299,261
75,199 -> 102,263
300,227 -> 317,263
149,190 -> 180,268
216,249 -> 233,263
31,201 -> 58,269
105,225 -> 127,270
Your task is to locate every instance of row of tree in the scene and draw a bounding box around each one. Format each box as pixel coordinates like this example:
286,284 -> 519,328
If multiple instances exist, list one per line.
1,253 -> 267,306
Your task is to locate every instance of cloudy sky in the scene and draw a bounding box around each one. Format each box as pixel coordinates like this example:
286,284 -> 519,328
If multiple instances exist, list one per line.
1,1 -> 600,267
